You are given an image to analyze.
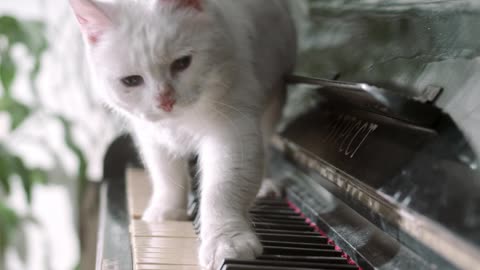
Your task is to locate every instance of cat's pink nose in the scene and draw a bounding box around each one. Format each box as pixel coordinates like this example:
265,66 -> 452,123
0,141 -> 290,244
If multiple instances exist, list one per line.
155,87 -> 176,112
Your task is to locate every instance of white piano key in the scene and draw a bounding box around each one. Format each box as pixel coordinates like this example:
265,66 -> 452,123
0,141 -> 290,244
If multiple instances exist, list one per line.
136,264 -> 201,270
134,253 -> 199,265
128,169 -> 201,269
130,221 -> 197,238
132,237 -> 199,248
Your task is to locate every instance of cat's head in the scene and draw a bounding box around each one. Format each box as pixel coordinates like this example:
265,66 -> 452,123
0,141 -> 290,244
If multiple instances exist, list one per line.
70,0 -> 231,121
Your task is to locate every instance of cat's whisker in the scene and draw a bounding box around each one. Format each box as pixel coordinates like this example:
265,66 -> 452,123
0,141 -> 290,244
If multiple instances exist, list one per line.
212,101 -> 250,120
172,182 -> 186,190
201,95 -> 252,122
208,99 -> 263,139
167,171 -> 187,190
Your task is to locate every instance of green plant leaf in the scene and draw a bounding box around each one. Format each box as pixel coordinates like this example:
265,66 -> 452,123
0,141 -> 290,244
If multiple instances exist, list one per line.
0,51 -> 16,94
0,164 -> 11,195
0,145 -> 14,195
30,169 -> 47,185
56,116 -> 89,193
29,56 -> 42,100
0,16 -> 47,55
18,21 -> 47,57
0,157 -> 12,195
8,100 -> 30,130
0,202 -> 19,261
0,144 -> 47,203
0,97 -> 31,130
0,16 -> 23,45
0,16 -> 47,99
12,156 -> 34,203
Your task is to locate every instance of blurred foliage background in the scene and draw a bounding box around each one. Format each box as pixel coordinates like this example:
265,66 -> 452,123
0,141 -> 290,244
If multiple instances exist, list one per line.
0,15 -> 49,269
0,15 -> 88,270
0,1 -> 119,269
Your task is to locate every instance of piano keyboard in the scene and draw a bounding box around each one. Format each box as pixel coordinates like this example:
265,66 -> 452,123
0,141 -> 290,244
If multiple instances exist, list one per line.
126,169 -> 360,270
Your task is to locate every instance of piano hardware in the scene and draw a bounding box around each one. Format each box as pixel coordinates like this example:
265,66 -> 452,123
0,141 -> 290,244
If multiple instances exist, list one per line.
97,75 -> 480,270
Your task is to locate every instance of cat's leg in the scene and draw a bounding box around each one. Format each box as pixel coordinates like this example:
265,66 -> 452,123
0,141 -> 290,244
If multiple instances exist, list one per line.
198,118 -> 263,269
257,82 -> 287,198
135,133 -> 190,222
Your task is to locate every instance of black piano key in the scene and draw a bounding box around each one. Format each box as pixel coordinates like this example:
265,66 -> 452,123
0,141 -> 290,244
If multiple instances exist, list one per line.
255,229 -> 319,236
252,217 -> 308,225
251,214 -> 306,221
221,264 -> 337,270
254,200 -> 290,207
251,209 -> 300,216
260,240 -> 335,250
221,259 -> 358,269
257,233 -> 329,244
252,222 -> 315,232
258,255 -> 350,265
263,246 -> 343,257
195,219 -> 314,233
255,198 -> 286,202
250,204 -> 295,213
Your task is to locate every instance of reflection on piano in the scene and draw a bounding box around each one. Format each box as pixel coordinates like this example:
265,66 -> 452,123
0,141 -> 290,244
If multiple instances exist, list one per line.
96,77 -> 480,270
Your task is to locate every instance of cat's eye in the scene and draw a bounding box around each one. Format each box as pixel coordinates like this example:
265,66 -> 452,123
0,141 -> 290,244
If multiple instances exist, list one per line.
171,55 -> 192,74
121,75 -> 144,87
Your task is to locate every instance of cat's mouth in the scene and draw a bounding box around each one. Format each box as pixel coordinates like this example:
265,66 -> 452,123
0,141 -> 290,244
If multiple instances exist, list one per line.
140,111 -> 171,122
157,96 -> 176,113
155,91 -> 177,113
138,97 -> 199,122
140,104 -> 182,122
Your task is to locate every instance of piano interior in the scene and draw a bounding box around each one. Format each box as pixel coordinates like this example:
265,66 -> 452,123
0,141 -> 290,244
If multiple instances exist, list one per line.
97,76 -> 480,270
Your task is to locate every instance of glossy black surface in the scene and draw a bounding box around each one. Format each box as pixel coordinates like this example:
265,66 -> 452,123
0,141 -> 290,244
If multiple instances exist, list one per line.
96,181 -> 132,270
96,135 -> 140,270
273,79 -> 480,269
280,83 -> 480,236
280,168 -> 433,270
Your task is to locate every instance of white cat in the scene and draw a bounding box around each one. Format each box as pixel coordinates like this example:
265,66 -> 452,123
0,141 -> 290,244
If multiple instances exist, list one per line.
69,0 -> 297,268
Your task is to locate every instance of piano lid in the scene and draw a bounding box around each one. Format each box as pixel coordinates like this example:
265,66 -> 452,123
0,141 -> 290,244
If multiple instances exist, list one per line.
274,77 -> 480,269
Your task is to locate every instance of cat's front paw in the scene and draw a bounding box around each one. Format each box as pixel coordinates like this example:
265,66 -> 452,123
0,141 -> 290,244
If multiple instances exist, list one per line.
142,206 -> 189,222
199,229 -> 262,270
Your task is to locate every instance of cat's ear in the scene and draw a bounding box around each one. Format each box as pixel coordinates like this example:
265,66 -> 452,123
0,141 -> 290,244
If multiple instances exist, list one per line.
70,0 -> 113,44
159,0 -> 203,11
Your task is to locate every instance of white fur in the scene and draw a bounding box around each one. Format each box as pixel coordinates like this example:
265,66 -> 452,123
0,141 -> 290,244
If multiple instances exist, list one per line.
70,0 -> 297,268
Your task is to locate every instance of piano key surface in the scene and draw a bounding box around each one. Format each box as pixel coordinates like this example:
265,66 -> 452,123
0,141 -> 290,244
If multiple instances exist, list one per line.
126,168 -> 360,270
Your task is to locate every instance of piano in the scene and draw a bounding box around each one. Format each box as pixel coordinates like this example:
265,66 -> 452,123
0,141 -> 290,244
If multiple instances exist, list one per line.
95,76 -> 480,270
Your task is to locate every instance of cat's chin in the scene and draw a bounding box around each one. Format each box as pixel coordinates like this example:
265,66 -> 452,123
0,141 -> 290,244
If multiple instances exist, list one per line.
137,108 -> 184,123
139,102 -> 199,123
138,112 -> 170,122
